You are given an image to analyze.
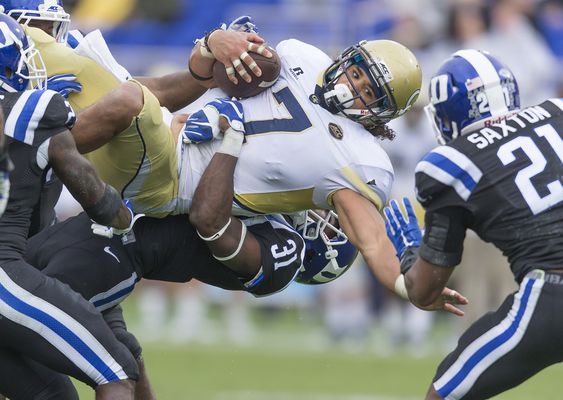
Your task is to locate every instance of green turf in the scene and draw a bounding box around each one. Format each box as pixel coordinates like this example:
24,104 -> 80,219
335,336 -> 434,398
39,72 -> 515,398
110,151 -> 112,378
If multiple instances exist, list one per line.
72,296 -> 563,399
75,342 -> 563,399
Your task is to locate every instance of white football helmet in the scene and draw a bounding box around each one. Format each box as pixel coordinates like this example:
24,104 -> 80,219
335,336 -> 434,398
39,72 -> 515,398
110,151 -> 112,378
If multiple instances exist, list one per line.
0,0 -> 70,43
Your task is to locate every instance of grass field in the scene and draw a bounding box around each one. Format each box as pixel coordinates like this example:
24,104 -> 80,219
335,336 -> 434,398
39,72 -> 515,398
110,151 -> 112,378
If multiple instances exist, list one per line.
75,343 -> 563,399
73,299 -> 563,400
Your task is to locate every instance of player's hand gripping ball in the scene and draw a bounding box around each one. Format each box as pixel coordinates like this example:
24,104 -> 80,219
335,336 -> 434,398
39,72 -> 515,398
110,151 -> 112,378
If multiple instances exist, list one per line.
213,46 -> 281,98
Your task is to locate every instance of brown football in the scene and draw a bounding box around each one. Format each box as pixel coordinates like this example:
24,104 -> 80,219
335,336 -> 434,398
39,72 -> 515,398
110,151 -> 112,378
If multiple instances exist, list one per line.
213,47 -> 281,98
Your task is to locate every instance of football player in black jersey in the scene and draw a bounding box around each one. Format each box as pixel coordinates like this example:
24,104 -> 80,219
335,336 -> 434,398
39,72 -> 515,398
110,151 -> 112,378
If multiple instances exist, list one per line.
385,49 -> 563,400
0,14 -> 141,400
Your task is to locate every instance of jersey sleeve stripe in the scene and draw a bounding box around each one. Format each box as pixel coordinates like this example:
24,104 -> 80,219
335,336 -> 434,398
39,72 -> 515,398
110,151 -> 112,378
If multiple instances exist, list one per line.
416,147 -> 483,201
547,98 -> 563,111
454,50 -> 509,116
341,166 -> 385,210
27,90 -> 58,145
4,90 -> 34,143
5,90 -> 57,146
17,90 -> 49,145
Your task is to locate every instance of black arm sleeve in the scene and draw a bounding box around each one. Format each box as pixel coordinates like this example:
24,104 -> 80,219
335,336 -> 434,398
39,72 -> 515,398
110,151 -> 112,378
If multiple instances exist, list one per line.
419,207 -> 471,267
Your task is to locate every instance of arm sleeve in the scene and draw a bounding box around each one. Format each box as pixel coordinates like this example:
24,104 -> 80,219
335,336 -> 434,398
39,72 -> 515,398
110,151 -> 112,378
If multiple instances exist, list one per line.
420,207 -> 470,267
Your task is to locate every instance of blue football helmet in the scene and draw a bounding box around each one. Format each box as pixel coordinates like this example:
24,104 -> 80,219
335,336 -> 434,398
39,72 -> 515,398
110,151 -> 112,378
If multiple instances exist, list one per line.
0,13 -> 46,91
425,49 -> 520,144
0,0 -> 70,43
294,210 -> 359,285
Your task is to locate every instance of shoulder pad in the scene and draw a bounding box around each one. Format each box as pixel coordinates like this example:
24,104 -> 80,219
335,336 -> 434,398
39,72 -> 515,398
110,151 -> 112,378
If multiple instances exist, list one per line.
3,90 -> 74,146
415,145 -> 483,207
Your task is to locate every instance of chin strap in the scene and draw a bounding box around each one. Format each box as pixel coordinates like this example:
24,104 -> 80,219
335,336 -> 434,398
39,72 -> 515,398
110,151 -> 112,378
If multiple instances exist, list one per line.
323,83 -> 354,109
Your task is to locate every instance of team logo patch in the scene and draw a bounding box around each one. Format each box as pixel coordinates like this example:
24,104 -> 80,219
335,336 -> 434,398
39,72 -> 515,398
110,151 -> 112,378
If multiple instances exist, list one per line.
328,123 -> 343,139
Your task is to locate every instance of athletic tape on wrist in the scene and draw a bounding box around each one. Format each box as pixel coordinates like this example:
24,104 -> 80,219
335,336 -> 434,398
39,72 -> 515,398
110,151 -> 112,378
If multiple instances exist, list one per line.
213,221 -> 247,262
217,128 -> 244,157
197,217 -> 232,242
394,274 -> 409,300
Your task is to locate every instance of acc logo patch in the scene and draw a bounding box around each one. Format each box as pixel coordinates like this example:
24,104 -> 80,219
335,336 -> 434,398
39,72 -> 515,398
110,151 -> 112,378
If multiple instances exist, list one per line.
328,123 -> 343,139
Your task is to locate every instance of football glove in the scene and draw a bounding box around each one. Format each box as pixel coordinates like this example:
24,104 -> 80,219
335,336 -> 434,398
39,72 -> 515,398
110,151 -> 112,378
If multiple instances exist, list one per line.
91,199 -> 145,239
45,74 -> 83,98
183,98 -> 245,144
227,15 -> 258,33
384,197 -> 422,259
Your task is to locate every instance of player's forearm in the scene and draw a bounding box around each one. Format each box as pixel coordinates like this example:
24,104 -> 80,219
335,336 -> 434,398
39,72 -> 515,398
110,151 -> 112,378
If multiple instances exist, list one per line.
404,258 -> 450,306
334,189 -> 402,292
362,238 -> 402,291
188,43 -> 215,82
136,71 -> 208,113
49,132 -> 130,229
189,153 -> 237,234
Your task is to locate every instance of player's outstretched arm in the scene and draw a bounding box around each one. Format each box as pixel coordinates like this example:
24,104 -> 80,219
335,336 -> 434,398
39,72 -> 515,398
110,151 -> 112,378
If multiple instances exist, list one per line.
334,189 -> 467,316
48,130 -> 131,230
332,189 -> 402,292
383,198 -> 468,315
188,102 -> 261,277
405,257 -> 467,316
136,71 -> 207,114
71,81 -> 143,153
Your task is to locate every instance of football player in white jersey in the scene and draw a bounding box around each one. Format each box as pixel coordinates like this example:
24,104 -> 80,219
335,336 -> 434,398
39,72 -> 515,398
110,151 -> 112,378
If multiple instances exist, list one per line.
67,27 -> 465,312
183,36 -> 466,312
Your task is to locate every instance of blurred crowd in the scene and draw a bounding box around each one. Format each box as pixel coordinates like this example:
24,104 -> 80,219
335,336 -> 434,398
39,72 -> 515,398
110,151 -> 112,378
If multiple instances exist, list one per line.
55,0 -> 560,355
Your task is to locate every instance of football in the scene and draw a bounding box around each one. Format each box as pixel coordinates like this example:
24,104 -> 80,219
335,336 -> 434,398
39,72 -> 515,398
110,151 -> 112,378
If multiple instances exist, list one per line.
213,47 -> 281,98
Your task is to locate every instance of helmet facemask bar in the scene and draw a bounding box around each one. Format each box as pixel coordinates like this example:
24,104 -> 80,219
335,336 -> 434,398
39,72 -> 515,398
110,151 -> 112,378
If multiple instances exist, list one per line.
17,38 -> 47,90
8,6 -> 70,43
423,102 -> 459,145
323,41 -> 398,129
0,25 -> 47,92
301,210 -> 349,252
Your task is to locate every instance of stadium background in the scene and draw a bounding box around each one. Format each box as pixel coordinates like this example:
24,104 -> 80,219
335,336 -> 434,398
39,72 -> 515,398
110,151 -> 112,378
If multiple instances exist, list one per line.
51,0 -> 563,398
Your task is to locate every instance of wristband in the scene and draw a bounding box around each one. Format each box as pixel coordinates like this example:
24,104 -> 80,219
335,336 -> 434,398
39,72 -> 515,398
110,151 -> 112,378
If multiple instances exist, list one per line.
197,217 -> 232,241
394,274 -> 409,300
188,62 -> 213,81
217,128 -> 244,157
84,185 -> 122,226
195,27 -> 223,59
213,222 -> 247,262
